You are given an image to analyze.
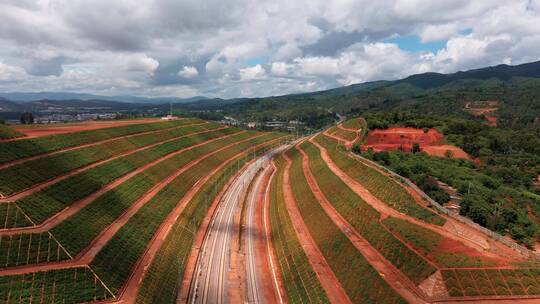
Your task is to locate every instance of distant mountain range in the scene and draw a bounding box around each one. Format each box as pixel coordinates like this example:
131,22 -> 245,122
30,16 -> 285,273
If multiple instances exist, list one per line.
0,92 -> 209,104
1,60 -> 539,116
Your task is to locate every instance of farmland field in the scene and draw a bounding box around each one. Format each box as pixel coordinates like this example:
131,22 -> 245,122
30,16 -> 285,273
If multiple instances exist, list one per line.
1,115 -> 540,304
267,154 -> 329,304
0,117 -> 291,303
285,146 -> 406,303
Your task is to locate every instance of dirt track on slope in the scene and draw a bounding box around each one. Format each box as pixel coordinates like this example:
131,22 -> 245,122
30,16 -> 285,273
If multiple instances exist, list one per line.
309,137 -> 519,263
0,119 -> 197,170
0,123 -> 213,203
0,128 -> 237,236
297,143 -> 429,303
0,133 -> 265,277
281,150 -> 352,304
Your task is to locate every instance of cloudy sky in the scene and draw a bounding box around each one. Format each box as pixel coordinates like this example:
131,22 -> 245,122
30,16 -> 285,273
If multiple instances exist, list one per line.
1,0 -> 539,98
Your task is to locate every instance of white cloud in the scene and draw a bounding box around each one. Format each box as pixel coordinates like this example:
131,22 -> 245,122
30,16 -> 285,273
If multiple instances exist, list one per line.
0,0 -> 538,98
177,66 -> 199,78
0,62 -> 27,82
239,64 -> 266,81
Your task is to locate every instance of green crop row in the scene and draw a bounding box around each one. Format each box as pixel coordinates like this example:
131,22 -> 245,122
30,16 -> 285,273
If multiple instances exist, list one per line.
135,136 -> 285,304
301,141 -> 436,285
0,131 -> 254,269
0,232 -> 70,268
14,126 -> 235,225
0,121 -> 210,196
267,153 -> 329,304
286,146 -> 406,304
90,132 -> 284,294
382,217 -> 442,253
0,203 -> 33,229
0,118 -> 200,165
0,267 -> 112,303
443,268 -> 540,297
314,134 -> 446,226
0,125 -> 24,140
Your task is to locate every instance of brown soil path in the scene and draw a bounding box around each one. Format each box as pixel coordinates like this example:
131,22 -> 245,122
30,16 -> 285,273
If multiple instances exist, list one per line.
0,133 -> 266,277
297,143 -> 429,303
0,118 -> 195,170
0,123 -> 214,203
281,150 -> 352,304
347,148 -> 525,261
0,129 -> 239,236
310,137 -> 513,261
118,138 -> 283,304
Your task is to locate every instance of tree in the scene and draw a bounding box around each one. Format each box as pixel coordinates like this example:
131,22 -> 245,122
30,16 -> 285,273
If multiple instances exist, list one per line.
412,143 -> 421,153
20,112 -> 34,124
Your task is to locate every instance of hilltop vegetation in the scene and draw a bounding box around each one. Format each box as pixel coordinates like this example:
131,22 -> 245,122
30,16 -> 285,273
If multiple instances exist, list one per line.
358,112 -> 540,246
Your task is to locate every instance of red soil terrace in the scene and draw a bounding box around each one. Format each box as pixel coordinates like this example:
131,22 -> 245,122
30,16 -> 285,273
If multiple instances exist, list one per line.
362,127 -> 470,160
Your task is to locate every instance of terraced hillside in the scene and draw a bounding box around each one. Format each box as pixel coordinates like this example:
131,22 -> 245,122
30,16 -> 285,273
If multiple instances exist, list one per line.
266,131 -> 540,303
0,118 -> 289,303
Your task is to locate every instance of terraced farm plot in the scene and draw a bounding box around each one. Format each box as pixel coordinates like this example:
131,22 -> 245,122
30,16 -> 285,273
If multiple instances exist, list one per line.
0,119 -> 206,196
0,131 -> 257,269
314,133 -> 445,226
326,126 -> 357,142
12,125 -> 235,226
0,118 -> 198,165
0,267 -> 112,304
267,154 -> 329,304
342,118 -> 364,131
285,146 -> 406,304
90,132 -> 284,294
0,117 -> 292,304
300,141 -> 437,285
135,136 -> 284,303
442,269 -> 540,297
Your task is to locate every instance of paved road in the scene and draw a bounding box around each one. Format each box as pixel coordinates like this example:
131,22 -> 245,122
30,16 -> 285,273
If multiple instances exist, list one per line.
244,164 -> 270,303
189,146 -> 287,304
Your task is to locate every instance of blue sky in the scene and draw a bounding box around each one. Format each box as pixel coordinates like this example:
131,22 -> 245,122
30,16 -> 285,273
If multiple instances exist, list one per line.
386,35 -> 446,53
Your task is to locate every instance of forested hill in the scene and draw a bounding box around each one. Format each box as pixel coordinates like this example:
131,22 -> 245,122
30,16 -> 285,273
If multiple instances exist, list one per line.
396,60 -> 540,89
181,60 -> 540,130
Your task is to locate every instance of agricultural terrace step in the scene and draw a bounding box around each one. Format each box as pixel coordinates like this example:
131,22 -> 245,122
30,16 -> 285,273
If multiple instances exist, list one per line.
0,128 -> 241,235
89,133 -> 283,295
285,146 -> 405,304
0,118 -> 198,165
0,131 -> 262,274
0,122 -> 217,199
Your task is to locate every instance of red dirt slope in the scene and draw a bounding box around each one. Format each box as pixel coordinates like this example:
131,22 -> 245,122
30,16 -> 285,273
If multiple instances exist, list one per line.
362,127 -> 470,159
